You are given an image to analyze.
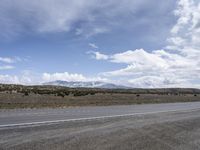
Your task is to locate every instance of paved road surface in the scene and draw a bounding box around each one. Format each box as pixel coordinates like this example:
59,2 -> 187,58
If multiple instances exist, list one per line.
1,102 -> 200,150
1,102 -> 200,127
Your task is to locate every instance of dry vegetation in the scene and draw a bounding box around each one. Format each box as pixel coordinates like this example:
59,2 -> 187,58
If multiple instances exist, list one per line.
0,84 -> 199,109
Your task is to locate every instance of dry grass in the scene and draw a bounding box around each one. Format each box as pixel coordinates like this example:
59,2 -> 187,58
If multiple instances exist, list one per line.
0,84 -> 199,108
0,92 -> 199,109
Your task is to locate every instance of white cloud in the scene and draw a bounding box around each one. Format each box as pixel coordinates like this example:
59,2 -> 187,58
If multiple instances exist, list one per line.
0,65 -> 14,70
84,27 -> 110,38
170,0 -> 194,34
0,0 -> 174,39
42,72 -> 86,82
110,49 -> 168,69
98,47 -> 200,87
0,74 -> 33,84
87,51 -> 109,60
101,48 -> 196,74
42,72 -> 109,83
89,43 -> 98,49
0,75 -> 20,84
167,0 -> 200,55
0,70 -> 109,85
0,56 -> 23,70
0,57 -> 15,63
0,74 -> 36,85
92,0 -> 200,88
127,75 -> 196,88
0,0 -> 112,38
0,56 -> 23,64
128,76 -> 175,88
0,70 -> 42,85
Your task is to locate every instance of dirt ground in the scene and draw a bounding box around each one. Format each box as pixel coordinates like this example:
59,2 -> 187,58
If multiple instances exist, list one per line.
0,92 -> 199,108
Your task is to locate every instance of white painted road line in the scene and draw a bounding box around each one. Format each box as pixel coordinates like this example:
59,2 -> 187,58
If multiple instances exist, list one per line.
0,108 -> 199,128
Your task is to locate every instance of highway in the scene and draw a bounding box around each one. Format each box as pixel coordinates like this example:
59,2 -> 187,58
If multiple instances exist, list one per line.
1,102 -> 200,127
1,102 -> 200,149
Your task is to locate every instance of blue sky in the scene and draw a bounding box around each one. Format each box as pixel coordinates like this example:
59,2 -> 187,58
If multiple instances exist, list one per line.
0,0 -> 200,88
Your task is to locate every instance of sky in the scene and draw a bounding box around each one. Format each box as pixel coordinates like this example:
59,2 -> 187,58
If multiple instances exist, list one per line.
0,0 -> 200,88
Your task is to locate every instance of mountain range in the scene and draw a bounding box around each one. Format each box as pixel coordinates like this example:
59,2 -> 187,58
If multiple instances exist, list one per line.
43,80 -> 130,89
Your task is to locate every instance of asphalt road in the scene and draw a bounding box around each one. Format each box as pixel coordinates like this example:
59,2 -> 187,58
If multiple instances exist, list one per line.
1,102 -> 200,127
1,102 -> 200,150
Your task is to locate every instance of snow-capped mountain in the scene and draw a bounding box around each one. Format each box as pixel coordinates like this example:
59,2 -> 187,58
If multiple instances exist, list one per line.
43,80 -> 129,89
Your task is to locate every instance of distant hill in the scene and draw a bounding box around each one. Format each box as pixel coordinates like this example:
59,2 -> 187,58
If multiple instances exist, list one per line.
0,83 -> 200,109
43,80 -> 130,89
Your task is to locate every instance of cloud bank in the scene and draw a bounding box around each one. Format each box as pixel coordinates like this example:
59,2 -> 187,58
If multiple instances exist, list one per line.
0,0 -> 174,38
0,57 -> 21,70
88,0 -> 200,88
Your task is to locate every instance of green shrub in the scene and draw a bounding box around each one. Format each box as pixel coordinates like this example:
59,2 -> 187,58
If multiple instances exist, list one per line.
73,91 -> 89,96
24,91 -> 29,96
57,92 -> 65,98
